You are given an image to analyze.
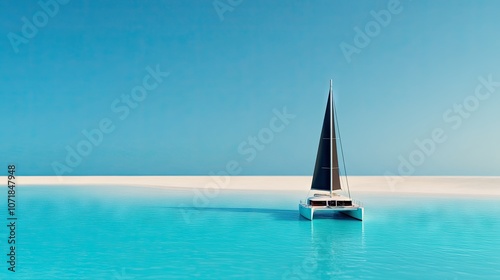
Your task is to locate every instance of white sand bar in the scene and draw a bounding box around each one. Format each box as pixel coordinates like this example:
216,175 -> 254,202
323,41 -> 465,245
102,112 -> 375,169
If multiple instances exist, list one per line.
7,176 -> 500,196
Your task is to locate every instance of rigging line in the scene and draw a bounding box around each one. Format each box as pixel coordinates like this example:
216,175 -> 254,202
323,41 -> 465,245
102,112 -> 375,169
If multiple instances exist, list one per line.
329,80 -> 333,197
332,94 -> 351,199
305,189 -> 311,201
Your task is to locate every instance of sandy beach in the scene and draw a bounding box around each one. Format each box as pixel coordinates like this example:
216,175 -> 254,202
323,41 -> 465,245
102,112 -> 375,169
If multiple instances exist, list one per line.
9,176 -> 500,196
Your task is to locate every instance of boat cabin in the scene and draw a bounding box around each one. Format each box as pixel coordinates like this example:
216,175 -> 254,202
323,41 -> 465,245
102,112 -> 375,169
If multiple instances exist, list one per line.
307,195 -> 353,207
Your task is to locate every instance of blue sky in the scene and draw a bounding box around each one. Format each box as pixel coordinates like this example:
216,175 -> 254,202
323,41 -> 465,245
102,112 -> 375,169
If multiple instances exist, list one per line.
1,0 -> 500,176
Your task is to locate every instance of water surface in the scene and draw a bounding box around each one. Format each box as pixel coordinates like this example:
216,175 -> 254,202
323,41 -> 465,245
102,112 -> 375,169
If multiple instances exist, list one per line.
1,186 -> 499,279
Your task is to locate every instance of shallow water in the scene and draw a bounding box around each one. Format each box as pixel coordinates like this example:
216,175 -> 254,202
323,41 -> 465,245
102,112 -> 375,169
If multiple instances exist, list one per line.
1,186 -> 499,279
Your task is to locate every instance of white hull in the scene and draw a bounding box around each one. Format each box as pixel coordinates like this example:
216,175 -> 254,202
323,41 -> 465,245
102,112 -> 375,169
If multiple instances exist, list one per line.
299,203 -> 364,221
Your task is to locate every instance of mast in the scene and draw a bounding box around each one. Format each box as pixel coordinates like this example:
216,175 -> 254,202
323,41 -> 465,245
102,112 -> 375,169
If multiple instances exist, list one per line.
330,79 -> 333,197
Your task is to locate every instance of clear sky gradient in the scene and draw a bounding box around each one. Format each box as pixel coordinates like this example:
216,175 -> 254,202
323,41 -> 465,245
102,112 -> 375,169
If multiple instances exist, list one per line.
1,0 -> 500,176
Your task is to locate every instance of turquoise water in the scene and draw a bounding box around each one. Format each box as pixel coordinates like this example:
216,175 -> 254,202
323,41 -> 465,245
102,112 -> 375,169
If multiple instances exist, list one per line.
2,186 -> 500,279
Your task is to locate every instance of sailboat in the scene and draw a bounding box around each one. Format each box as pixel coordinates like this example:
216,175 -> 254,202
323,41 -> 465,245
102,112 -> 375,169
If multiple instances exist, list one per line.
299,80 -> 364,221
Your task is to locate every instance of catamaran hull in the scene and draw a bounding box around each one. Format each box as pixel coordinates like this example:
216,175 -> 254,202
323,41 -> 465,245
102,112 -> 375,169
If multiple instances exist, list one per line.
299,204 -> 363,221
340,207 -> 364,220
299,204 -> 314,220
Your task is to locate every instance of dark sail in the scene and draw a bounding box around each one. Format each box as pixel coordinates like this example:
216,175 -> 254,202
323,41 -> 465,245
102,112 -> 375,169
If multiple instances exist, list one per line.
310,90 -> 342,191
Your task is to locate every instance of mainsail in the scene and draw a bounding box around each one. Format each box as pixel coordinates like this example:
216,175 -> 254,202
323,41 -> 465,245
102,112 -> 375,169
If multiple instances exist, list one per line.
310,86 -> 341,192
